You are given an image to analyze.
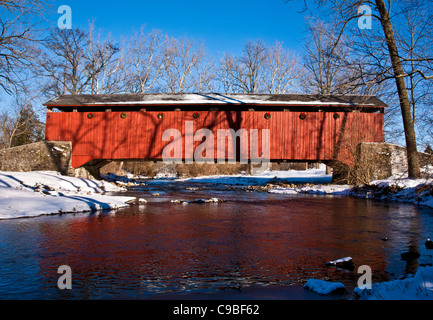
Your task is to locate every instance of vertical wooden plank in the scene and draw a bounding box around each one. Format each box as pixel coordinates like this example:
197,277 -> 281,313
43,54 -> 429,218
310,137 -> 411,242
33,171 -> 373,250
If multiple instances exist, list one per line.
292,111 -> 297,159
310,111 -> 316,160
301,111 -> 306,160
90,111 -> 98,159
273,111 -> 280,160
136,110 -> 144,159
289,111 -> 294,159
252,111 -> 257,161
107,111 -> 115,159
287,111 -> 292,159
146,111 -> 155,159
271,111 -> 279,160
129,111 -> 136,158
215,111 -> 222,161
280,111 -> 285,160
74,112 -> 85,156
45,112 -> 55,140
300,112 -> 306,159
326,112 -> 332,159
243,110 -> 250,162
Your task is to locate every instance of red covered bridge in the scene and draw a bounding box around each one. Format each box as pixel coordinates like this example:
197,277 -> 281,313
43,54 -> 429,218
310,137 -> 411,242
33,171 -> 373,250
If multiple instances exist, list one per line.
44,93 -> 386,170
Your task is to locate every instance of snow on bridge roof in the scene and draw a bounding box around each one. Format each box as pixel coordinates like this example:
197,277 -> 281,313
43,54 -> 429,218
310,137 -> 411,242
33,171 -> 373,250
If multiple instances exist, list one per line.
44,93 -> 387,108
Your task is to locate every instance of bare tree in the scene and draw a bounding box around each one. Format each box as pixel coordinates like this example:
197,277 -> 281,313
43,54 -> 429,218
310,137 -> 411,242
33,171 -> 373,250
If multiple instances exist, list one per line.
219,40 -> 267,94
263,41 -> 302,94
0,0 -> 49,13
218,53 -> 242,93
159,36 -> 209,93
86,23 -> 124,94
124,27 -> 166,93
292,0 -> 433,178
190,56 -> 217,93
396,5 -> 433,148
37,28 -> 90,96
302,19 -> 350,95
0,0 -> 51,94
0,91 -> 44,149
219,40 -> 302,94
239,40 -> 268,93
302,19 -> 383,95
36,25 -> 121,97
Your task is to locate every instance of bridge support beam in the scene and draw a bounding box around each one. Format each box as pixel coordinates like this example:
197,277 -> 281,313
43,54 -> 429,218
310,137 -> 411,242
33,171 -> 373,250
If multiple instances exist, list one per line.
74,160 -> 111,180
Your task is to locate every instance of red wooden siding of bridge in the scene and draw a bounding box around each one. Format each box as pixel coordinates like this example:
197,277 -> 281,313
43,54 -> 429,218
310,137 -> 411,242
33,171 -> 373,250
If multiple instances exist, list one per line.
45,110 -> 384,168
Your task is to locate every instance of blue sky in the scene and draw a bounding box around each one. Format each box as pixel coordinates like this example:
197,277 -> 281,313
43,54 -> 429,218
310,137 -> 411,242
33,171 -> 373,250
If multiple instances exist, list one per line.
50,0 -> 312,56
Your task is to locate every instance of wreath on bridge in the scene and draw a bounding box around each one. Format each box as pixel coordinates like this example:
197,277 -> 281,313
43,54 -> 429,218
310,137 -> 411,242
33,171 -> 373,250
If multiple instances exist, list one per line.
87,113 -> 94,119
120,112 -> 127,119
299,112 -> 307,120
264,112 -> 271,119
193,112 -> 200,119
157,112 -> 164,119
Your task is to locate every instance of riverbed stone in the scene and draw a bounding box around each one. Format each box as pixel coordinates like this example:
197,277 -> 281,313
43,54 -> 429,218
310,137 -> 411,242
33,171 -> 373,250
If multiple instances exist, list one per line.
326,257 -> 354,270
401,251 -> 420,261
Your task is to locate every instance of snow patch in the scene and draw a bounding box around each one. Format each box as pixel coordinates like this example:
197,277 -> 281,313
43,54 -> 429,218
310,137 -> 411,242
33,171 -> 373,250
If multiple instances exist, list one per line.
171,198 -> 224,204
0,171 -> 136,220
355,267 -> 433,300
176,164 -> 333,186
350,177 -> 433,209
304,279 -> 347,295
326,257 -> 353,265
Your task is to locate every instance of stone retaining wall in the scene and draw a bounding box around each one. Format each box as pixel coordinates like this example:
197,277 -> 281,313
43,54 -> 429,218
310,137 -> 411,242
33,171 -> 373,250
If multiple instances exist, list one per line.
358,142 -> 433,179
0,141 -> 73,176
332,142 -> 433,184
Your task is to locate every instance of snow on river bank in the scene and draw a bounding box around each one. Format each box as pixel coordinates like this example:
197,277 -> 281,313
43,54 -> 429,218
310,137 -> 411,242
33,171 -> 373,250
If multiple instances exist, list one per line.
355,266 -> 433,300
174,164 -> 333,186
0,166 -> 333,220
268,175 -> 433,209
0,171 -> 136,219
1,164 -> 431,216
173,163 -> 433,209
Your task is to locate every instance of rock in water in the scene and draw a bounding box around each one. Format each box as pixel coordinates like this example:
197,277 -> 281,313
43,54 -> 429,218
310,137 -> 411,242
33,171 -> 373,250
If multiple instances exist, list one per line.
206,198 -> 224,203
401,251 -> 420,261
171,198 -> 224,204
325,257 -> 354,270
425,239 -> 433,250
304,279 -> 347,295
125,198 -> 147,204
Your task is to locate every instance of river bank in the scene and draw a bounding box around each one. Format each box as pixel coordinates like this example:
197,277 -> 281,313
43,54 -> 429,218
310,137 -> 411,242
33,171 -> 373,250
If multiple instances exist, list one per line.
0,164 -> 432,219
166,164 -> 433,209
268,175 -> 433,209
0,171 -> 137,219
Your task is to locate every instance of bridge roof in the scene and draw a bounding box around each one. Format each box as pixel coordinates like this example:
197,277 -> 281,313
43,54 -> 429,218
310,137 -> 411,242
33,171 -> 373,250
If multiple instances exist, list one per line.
44,93 -> 387,109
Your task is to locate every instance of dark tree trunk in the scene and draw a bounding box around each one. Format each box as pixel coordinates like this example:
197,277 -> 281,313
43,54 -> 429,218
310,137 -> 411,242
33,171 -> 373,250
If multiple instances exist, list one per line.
375,0 -> 420,178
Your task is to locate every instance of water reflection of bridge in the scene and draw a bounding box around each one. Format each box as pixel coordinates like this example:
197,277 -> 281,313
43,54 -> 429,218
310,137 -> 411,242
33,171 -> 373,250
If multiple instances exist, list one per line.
34,194 -> 417,299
